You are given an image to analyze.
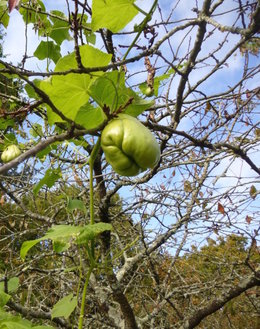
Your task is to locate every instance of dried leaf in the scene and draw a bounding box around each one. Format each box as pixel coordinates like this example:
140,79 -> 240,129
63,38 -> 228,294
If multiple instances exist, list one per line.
160,184 -> 166,190
217,202 -> 225,215
249,185 -> 257,199
184,181 -> 192,193
246,215 -> 252,224
0,195 -> 4,206
255,128 -> 260,138
205,101 -> 211,113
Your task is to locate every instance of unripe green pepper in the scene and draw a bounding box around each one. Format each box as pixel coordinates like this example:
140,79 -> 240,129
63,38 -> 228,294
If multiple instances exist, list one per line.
101,114 -> 160,176
1,145 -> 21,163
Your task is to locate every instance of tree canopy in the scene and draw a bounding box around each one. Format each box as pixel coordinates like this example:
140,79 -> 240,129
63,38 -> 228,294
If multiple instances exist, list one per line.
0,1 -> 259,328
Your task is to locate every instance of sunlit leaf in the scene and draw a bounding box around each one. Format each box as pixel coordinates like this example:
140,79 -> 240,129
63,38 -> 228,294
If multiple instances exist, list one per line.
40,45 -> 112,123
91,0 -> 139,32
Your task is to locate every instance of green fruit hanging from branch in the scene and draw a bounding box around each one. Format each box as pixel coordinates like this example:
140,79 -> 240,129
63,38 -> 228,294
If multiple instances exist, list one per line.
1,145 -> 21,163
101,114 -> 160,176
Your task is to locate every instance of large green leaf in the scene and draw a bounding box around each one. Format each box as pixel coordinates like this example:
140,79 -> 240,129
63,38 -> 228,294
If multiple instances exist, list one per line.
91,0 -> 139,32
34,41 -> 61,64
40,45 -> 112,123
51,294 -> 77,319
20,225 -> 83,259
20,223 -> 112,259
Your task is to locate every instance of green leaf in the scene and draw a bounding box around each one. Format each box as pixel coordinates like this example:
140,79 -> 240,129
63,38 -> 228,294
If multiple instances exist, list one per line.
20,225 -> 83,259
24,79 -> 42,100
49,11 -> 71,45
20,2 -> 50,37
20,239 -> 41,260
0,277 -> 19,294
3,133 -> 17,146
0,308 -> 54,328
29,123 -> 43,138
0,118 -> 14,131
88,71 -> 124,111
67,198 -> 87,214
40,45 -> 112,123
44,225 -> 82,240
124,94 -> 154,117
51,294 -> 77,319
0,1 -> 9,28
34,41 -> 61,64
36,143 -> 58,161
91,0 -> 139,32
74,103 -> 106,130
76,223 -> 112,244
33,168 -> 62,195
52,240 -> 69,253
87,71 -> 153,116
54,44 -> 112,72
0,291 -> 11,307
85,31 -> 96,45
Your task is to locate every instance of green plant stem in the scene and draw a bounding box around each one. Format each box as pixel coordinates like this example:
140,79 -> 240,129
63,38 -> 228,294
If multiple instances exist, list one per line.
77,138 -> 101,329
122,0 -> 158,61
78,264 -> 94,329
132,3 -> 148,16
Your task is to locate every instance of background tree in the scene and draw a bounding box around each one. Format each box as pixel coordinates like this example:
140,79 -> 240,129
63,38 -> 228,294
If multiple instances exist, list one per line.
0,1 -> 259,328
